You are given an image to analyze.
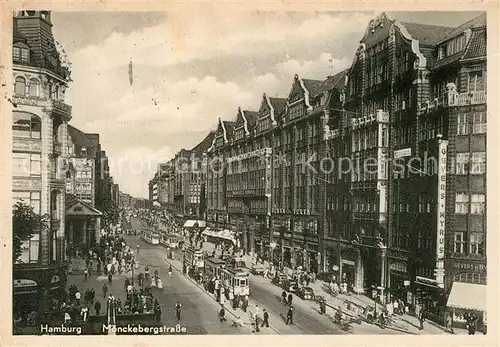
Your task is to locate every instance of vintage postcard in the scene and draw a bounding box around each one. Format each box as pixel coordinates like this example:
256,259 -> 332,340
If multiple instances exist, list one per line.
0,1 -> 497,346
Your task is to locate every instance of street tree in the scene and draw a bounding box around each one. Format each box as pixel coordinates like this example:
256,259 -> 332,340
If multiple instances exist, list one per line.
12,202 -> 49,263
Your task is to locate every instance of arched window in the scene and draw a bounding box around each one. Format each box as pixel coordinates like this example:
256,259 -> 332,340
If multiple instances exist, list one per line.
15,76 -> 26,96
48,83 -> 53,99
55,85 -> 60,100
13,113 -> 41,139
66,170 -> 72,179
28,78 -> 40,97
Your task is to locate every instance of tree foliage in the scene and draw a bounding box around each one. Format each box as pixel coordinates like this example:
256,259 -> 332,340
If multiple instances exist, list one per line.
12,202 -> 49,262
96,197 -> 119,229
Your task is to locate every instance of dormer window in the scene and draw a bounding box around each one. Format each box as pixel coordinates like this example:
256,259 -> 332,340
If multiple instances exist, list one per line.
80,147 -> 87,156
13,46 -> 29,63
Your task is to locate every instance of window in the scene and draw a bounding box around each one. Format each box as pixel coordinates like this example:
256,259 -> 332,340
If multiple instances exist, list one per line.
17,234 -> 40,264
13,113 -> 41,139
457,114 -> 468,135
13,191 -> 41,214
454,232 -> 466,254
469,233 -> 484,255
471,194 -> 485,214
28,78 -> 40,97
455,193 -> 468,214
455,153 -> 470,174
473,112 -> 486,134
15,76 -> 26,96
13,47 -> 21,61
468,70 -> 484,92
80,147 -> 87,156
21,48 -> 29,62
13,153 -> 40,177
471,152 -> 486,174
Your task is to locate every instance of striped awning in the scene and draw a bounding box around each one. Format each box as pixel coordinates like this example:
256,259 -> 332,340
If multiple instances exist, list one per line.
446,282 -> 486,311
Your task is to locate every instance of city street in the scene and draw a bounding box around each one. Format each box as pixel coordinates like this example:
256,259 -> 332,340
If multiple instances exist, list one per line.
126,217 -> 250,334
132,217 -> 345,334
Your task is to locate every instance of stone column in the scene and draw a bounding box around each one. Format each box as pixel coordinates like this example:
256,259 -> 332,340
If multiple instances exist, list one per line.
95,217 -> 101,244
354,249 -> 365,294
380,247 -> 387,303
83,219 -> 88,245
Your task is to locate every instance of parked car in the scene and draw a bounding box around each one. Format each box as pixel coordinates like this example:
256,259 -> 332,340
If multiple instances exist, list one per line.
282,279 -> 299,293
297,286 -> 315,300
272,274 -> 287,287
250,263 -> 265,275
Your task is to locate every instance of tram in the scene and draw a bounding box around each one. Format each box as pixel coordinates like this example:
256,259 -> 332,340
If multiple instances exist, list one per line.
183,246 -> 204,269
141,228 -> 160,245
204,256 -> 250,296
160,233 -> 181,249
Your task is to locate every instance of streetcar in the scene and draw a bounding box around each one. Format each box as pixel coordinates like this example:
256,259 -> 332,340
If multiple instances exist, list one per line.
141,228 -> 160,245
204,256 -> 227,278
204,257 -> 250,296
183,246 -> 204,269
221,267 -> 250,296
160,233 -> 181,249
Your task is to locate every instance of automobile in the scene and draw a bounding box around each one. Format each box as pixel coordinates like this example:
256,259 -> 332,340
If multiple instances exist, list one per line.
250,263 -> 265,275
282,279 -> 299,293
271,274 -> 287,287
297,286 -> 315,300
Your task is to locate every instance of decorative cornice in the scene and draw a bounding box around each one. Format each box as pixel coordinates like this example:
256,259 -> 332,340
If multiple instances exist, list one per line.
239,107 -> 249,135
219,117 -> 228,143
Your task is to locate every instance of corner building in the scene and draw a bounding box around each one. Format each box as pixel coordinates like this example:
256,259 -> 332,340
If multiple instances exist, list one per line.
12,11 -> 71,309
331,12 -> 486,323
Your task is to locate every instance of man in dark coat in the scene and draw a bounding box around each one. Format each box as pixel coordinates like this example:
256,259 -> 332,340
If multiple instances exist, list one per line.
261,309 -> 270,328
219,305 -> 226,322
286,306 -> 294,325
287,293 -> 293,306
94,300 -> 101,315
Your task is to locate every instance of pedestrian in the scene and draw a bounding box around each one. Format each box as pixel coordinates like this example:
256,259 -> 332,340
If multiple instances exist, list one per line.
219,305 -> 227,322
108,273 -> 113,284
94,300 -> 101,315
84,268 -> 89,282
175,302 -> 182,320
75,290 -> 81,305
261,309 -> 269,328
446,312 -> 454,334
281,290 -> 287,304
286,306 -> 294,325
154,302 -> 162,323
102,283 -> 108,298
287,293 -> 293,306
168,265 -> 173,276
418,310 -> 425,330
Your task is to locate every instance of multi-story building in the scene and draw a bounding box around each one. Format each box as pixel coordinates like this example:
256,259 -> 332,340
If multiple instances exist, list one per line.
333,12 -> 486,323
111,183 -> 120,206
66,125 -> 97,206
12,10 -> 71,308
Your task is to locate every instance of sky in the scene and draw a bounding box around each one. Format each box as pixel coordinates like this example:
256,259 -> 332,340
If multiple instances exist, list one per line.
50,11 -> 484,198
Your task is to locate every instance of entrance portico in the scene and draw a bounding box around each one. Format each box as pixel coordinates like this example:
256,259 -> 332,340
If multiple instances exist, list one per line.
65,194 -> 102,256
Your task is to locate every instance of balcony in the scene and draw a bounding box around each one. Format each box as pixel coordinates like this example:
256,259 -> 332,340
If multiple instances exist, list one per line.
50,99 -> 72,120
417,90 -> 486,115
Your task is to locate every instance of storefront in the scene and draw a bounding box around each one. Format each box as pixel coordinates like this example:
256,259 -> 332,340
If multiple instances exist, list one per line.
446,282 -> 487,330
413,276 -> 446,324
388,259 -> 410,301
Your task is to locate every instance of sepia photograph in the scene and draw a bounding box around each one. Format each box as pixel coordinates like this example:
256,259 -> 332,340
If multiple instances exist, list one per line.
5,7 -> 492,338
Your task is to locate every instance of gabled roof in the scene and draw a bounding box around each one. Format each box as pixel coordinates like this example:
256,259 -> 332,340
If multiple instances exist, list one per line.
68,125 -> 95,149
269,97 -> 287,115
400,21 -> 453,46
462,27 -> 486,60
191,131 -> 216,153
66,194 -> 102,216
439,13 -> 486,43
222,120 -> 235,138
243,110 -> 259,132
301,79 -> 324,97
317,69 -> 348,95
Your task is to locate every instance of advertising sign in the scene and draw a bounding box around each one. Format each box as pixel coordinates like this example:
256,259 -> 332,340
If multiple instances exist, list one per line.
435,139 -> 448,288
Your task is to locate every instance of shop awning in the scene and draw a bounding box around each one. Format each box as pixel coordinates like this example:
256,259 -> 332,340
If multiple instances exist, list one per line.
184,220 -> 207,228
201,228 -> 236,244
447,282 -> 486,311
